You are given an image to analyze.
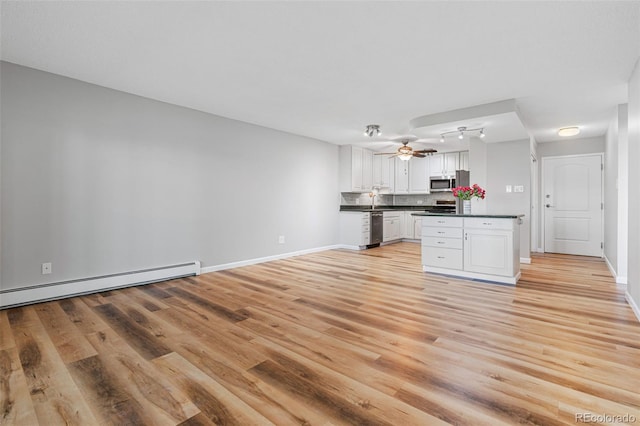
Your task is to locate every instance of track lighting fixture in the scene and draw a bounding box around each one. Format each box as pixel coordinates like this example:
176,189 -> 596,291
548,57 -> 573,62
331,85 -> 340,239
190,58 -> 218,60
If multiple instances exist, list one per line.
364,124 -> 381,137
440,126 -> 485,141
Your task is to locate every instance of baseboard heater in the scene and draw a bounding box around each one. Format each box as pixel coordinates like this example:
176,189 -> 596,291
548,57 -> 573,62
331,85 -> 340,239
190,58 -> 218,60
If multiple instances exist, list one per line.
0,261 -> 201,309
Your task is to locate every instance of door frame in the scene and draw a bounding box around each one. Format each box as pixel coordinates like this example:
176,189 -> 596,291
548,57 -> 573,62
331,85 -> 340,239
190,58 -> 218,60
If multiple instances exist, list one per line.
530,152 -> 538,252
541,152 -> 604,256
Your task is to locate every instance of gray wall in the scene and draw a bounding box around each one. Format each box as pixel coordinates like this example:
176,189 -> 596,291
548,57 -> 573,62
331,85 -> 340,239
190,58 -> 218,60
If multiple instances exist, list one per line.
469,138 -> 530,259
536,136 -> 605,158
604,109 -> 619,274
617,104 -> 629,283
627,56 -> 640,312
485,139 -> 531,260
1,62 -> 340,290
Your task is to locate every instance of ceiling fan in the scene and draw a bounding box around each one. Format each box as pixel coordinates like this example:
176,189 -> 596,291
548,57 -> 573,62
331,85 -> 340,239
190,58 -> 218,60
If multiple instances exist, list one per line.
375,139 -> 437,160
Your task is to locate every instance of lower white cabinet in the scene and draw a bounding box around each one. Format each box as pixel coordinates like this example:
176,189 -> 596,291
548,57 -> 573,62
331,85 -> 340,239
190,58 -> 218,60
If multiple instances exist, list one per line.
383,211 -> 402,242
421,215 -> 521,284
413,216 -> 423,239
401,212 -> 423,240
339,212 -> 370,248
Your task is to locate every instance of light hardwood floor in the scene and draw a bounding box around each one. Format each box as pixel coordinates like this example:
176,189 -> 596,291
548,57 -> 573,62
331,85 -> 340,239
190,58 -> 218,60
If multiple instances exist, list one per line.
1,243 -> 639,425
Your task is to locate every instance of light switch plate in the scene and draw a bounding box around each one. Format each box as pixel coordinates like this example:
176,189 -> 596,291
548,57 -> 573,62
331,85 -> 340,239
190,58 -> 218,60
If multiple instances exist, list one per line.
514,185 -> 524,193
42,262 -> 52,275
506,185 -> 512,193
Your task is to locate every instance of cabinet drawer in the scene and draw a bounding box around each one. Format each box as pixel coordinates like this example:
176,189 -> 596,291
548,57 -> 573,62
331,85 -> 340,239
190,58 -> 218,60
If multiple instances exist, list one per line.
362,225 -> 370,233
423,237 -> 463,249
463,217 -> 514,230
362,232 -> 370,245
383,211 -> 402,219
361,216 -> 370,225
423,227 -> 462,239
422,216 -> 463,228
422,247 -> 463,270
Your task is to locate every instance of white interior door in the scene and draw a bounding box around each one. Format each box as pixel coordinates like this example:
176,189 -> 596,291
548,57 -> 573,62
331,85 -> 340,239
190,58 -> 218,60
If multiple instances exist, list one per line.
543,154 -> 603,256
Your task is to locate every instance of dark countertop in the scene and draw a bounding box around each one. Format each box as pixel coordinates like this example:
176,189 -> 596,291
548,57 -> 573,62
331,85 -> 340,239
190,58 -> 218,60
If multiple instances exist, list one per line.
412,212 -> 524,219
340,205 -> 452,212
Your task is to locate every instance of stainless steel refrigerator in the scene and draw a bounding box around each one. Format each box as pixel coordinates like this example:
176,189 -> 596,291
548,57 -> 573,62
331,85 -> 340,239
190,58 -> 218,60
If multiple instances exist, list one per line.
455,170 -> 470,214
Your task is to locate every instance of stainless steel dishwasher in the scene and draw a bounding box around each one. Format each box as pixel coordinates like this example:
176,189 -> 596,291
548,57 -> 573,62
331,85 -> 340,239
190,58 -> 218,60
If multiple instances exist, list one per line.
370,211 -> 383,246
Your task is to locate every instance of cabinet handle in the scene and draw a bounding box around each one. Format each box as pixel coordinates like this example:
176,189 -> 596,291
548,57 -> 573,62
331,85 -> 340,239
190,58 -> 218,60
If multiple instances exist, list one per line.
437,220 -> 445,224
465,233 -> 468,240
437,256 -> 445,259
482,222 -> 492,226
437,241 -> 445,244
437,231 -> 445,234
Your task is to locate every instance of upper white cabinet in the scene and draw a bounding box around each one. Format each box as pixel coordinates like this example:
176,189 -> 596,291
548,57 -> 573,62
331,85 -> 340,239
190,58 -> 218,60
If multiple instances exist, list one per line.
373,155 -> 394,190
409,157 -> 429,193
340,146 -> 373,192
428,152 -> 460,177
459,151 -> 469,171
394,158 -> 429,194
394,158 -> 409,194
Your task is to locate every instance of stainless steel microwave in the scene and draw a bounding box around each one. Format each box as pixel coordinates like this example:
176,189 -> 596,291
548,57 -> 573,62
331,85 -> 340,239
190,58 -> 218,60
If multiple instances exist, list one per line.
430,177 -> 455,192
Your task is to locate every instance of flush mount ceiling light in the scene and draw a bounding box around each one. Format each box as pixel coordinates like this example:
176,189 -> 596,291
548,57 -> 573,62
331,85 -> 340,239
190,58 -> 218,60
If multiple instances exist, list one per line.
558,126 -> 580,137
364,124 -> 381,137
439,126 -> 485,142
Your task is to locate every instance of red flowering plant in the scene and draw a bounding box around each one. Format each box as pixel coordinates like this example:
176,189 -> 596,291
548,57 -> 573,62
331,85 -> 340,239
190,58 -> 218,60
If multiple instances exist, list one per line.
452,184 -> 486,201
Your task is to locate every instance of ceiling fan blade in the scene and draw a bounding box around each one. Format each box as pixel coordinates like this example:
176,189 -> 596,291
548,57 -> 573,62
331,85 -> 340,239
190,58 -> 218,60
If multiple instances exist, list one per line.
414,149 -> 438,154
374,152 -> 398,155
413,153 -> 426,158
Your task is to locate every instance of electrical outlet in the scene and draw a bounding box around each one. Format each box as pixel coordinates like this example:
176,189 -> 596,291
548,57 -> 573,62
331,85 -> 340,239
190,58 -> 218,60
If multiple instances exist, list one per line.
505,185 -> 512,193
278,236 -> 285,244
42,262 -> 52,275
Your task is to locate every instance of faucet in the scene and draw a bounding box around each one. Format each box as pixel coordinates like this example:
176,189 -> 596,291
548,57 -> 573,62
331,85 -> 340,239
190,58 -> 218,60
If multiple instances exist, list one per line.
369,191 -> 377,209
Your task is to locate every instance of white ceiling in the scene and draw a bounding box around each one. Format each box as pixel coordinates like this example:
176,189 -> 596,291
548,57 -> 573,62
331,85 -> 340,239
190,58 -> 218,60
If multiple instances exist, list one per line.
2,1 -> 639,151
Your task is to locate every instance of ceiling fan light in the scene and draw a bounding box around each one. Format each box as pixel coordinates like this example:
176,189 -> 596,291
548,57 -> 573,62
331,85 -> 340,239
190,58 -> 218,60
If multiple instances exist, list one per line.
458,132 -> 464,140
558,126 -> 580,137
398,153 -> 412,161
480,129 -> 485,138
439,135 -> 445,142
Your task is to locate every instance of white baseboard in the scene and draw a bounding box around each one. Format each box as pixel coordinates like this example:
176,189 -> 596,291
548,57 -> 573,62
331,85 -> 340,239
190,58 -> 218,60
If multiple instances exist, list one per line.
0,261 -> 201,309
626,291 -> 640,323
520,257 -> 532,264
200,245 -> 342,274
603,255 -> 628,285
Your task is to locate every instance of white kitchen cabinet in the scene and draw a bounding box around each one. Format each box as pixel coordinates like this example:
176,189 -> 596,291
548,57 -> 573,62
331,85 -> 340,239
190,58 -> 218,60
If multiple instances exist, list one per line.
413,216 -> 423,239
339,145 -> 374,192
383,211 -> 402,242
394,159 -> 409,193
421,215 -> 521,284
400,213 -> 423,240
421,216 -> 464,270
408,157 -> 429,193
373,155 -> 394,189
444,152 -> 459,176
428,152 -> 460,177
463,218 -> 519,277
459,151 -> 469,171
362,149 -> 373,191
339,212 -> 371,248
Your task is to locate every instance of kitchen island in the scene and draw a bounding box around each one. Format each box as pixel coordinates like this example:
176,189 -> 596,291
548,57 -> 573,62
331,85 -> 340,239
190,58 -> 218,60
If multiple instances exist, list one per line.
412,213 -> 524,285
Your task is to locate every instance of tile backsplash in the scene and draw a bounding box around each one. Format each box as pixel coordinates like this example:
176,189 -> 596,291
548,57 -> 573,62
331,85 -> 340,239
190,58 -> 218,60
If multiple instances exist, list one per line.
340,192 -> 455,206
